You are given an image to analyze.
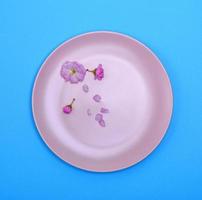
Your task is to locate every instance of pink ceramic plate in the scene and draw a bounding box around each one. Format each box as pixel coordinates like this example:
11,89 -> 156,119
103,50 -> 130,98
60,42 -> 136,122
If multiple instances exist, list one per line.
32,31 -> 173,172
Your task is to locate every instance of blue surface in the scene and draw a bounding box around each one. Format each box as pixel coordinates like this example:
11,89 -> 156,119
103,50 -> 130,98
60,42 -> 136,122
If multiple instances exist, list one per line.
1,0 -> 202,199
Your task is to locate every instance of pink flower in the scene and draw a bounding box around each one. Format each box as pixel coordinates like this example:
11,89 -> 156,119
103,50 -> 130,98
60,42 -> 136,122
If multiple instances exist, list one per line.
63,105 -> 72,114
86,64 -> 104,80
94,64 -> 104,80
63,98 -> 75,114
60,61 -> 86,84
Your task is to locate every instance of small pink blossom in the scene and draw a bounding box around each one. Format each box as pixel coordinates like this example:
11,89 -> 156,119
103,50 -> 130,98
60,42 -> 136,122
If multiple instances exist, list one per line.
93,94 -> 101,102
86,64 -> 104,80
63,105 -> 72,114
100,107 -> 109,113
63,98 -> 75,114
94,64 -> 104,80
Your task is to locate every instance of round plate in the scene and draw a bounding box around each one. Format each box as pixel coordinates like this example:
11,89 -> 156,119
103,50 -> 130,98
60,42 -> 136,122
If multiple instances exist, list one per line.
32,31 -> 173,172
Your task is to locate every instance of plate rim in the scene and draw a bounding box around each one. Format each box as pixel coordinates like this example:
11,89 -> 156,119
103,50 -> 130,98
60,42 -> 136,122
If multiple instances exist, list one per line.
32,30 -> 173,172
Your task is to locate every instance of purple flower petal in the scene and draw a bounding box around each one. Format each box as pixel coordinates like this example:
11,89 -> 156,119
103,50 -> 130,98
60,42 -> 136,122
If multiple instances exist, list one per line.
82,84 -> 89,93
95,113 -> 103,122
87,108 -> 92,116
60,67 -> 71,81
76,63 -> 86,74
70,74 -> 79,83
76,72 -> 85,81
99,119 -> 106,127
93,94 -> 101,102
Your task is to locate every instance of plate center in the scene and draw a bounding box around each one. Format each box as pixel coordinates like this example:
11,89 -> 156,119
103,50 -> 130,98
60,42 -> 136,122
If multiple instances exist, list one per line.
59,54 -> 151,149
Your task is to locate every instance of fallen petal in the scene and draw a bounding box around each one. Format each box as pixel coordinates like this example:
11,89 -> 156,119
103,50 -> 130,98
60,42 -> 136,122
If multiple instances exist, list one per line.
99,119 -> 106,127
82,84 -> 89,93
100,107 -> 109,113
95,113 -> 103,122
87,108 -> 92,116
93,94 -> 101,102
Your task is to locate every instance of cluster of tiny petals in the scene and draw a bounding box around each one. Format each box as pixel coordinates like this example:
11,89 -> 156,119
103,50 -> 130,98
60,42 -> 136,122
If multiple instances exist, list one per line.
61,61 -> 107,128
86,94 -> 108,128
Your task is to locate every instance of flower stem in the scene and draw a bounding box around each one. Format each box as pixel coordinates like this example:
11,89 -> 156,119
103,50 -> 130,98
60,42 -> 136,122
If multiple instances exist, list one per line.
86,69 -> 95,73
70,98 -> 75,106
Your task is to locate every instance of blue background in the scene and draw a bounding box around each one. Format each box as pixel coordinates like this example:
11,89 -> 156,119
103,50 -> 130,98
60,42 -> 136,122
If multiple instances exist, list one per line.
1,0 -> 202,199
